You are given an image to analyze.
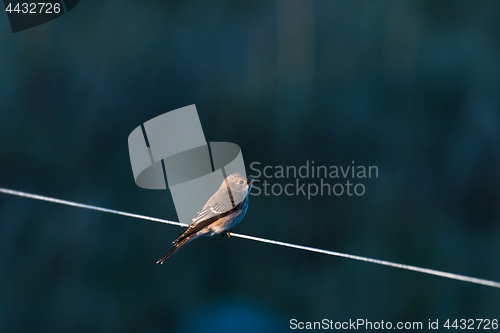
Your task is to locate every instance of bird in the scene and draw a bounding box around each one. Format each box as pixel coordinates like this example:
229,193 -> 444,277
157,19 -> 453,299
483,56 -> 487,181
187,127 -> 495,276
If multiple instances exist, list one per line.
156,172 -> 261,264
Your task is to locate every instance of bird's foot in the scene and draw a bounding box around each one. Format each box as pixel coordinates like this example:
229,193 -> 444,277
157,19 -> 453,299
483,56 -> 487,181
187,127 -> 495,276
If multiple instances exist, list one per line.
220,230 -> 232,238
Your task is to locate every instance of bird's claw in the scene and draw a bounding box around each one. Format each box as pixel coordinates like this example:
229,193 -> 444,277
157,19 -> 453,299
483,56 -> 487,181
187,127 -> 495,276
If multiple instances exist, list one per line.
220,231 -> 232,238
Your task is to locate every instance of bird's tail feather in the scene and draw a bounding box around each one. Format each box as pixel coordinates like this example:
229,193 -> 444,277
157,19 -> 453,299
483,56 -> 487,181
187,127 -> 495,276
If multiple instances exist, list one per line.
156,237 -> 191,264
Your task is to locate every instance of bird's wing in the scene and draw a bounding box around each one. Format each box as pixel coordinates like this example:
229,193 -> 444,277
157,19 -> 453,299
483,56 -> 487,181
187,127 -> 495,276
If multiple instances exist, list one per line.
191,202 -> 235,224
173,201 -> 242,244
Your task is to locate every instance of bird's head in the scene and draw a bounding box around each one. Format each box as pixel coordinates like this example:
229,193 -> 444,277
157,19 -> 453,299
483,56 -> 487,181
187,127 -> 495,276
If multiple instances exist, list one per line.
226,173 -> 261,193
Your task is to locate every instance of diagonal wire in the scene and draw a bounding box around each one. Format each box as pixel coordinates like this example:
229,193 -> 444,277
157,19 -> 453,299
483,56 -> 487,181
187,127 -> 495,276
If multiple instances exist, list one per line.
1,187 -> 499,289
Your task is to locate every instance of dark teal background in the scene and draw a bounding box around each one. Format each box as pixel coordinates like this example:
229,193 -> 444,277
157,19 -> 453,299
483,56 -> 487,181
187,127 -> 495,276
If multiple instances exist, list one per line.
0,1 -> 499,332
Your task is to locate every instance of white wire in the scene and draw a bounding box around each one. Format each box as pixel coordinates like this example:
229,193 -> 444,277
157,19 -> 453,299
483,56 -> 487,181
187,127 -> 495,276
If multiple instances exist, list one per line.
1,187 -> 499,289
0,187 -> 188,227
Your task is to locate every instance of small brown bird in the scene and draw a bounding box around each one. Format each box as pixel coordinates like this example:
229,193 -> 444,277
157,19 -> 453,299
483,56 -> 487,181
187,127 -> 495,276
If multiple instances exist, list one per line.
156,173 -> 261,263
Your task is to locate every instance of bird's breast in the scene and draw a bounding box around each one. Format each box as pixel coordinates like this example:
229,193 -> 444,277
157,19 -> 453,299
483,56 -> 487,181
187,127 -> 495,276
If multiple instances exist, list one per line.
208,204 -> 248,236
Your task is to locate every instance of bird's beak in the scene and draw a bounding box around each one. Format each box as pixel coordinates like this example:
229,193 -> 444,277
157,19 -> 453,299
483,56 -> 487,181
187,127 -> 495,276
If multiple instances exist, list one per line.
247,177 -> 262,184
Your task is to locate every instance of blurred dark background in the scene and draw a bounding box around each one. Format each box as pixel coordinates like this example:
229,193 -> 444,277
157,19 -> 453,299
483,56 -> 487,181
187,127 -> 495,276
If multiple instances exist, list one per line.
1,1 -> 499,332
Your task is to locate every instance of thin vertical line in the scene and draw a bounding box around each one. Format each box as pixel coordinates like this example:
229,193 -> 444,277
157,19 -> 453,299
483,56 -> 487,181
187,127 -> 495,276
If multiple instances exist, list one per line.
140,124 -> 155,164
60,0 -> 68,13
161,159 -> 168,188
207,143 -> 235,207
140,125 -> 150,147
220,167 -> 235,208
207,143 -> 215,172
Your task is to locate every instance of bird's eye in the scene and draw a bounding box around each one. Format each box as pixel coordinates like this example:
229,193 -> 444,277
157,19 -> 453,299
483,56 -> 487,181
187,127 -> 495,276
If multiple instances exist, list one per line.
239,180 -> 245,185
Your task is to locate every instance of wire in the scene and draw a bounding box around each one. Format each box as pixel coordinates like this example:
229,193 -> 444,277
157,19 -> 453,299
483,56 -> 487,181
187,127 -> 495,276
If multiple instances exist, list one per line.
1,187 -> 499,289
